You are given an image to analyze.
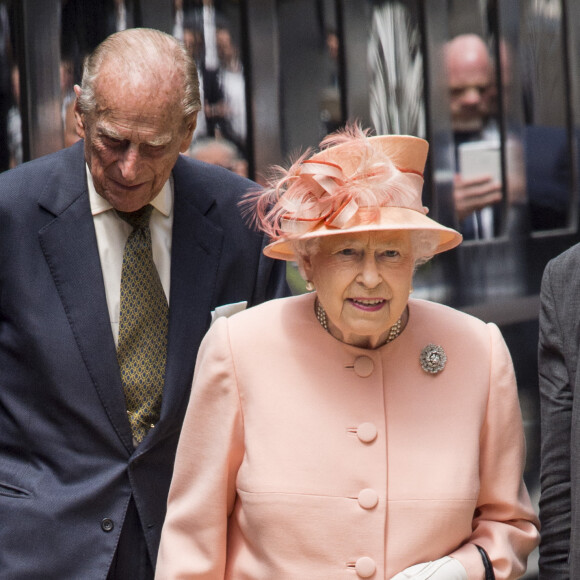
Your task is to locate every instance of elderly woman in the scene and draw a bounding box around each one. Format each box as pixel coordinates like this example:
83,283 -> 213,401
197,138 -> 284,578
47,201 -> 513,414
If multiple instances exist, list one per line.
155,127 -> 539,579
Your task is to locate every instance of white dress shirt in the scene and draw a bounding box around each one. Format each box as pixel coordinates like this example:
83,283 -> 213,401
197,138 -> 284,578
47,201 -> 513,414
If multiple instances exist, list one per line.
87,165 -> 173,345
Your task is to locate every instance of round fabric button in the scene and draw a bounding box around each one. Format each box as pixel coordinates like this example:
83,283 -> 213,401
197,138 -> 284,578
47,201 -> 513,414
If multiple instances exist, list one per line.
355,556 -> 376,577
353,356 -> 374,377
101,518 -> 114,533
357,422 -> 378,443
358,488 -> 379,509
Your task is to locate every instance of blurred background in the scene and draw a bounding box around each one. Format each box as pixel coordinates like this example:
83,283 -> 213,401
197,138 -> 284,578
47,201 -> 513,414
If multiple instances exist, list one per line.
3,1 -> 580,575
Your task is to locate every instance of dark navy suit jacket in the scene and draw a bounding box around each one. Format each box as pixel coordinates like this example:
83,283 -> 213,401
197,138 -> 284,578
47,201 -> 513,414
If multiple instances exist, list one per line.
0,141 -> 288,578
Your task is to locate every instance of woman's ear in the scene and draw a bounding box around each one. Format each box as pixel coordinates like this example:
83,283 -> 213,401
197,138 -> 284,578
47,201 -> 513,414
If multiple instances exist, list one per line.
296,252 -> 313,282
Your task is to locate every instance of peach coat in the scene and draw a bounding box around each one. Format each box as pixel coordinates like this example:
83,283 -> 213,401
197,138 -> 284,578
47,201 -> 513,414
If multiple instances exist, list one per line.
156,293 -> 539,579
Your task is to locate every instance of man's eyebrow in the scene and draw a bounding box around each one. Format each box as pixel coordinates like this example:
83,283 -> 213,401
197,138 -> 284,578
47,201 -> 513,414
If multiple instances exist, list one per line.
96,123 -> 124,140
144,134 -> 173,147
95,123 -> 173,147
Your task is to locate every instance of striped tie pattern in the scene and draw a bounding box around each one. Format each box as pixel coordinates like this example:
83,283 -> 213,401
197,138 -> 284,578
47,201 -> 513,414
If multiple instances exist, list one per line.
116,205 -> 168,444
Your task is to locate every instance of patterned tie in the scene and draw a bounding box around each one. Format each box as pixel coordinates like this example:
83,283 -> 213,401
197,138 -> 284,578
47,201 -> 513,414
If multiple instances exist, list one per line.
116,205 -> 169,445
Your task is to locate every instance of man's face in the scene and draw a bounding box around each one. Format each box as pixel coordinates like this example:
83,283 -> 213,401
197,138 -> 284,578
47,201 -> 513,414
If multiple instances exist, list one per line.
216,29 -> 235,64
75,65 -> 195,213
446,47 -> 493,133
448,68 -> 492,132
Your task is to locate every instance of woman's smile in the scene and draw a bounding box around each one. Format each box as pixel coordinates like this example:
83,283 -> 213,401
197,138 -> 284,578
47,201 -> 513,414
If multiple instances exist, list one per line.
347,297 -> 386,312
301,231 -> 415,348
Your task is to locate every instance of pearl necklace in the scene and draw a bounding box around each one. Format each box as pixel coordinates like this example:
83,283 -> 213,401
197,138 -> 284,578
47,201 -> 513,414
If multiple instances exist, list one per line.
315,300 -> 403,345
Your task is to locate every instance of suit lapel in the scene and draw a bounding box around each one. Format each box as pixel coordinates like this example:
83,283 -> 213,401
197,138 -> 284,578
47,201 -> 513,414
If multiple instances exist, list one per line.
37,150 -> 226,449
157,158 -> 225,430
38,145 -> 134,453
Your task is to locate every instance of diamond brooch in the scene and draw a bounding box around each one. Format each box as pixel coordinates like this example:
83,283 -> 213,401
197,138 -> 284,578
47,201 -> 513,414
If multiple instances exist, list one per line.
420,344 -> 447,374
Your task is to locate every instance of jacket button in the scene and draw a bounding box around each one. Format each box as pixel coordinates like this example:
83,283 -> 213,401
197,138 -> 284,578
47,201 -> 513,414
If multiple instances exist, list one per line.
101,518 -> 114,532
358,488 -> 379,509
353,356 -> 374,377
357,422 -> 377,443
355,556 -> 376,577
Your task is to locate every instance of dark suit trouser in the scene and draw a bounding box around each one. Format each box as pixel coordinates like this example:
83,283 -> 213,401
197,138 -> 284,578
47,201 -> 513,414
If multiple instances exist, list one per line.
107,497 -> 153,580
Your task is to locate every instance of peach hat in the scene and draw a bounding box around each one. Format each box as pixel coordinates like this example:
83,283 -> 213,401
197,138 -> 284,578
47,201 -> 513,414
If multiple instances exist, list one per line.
247,125 -> 462,261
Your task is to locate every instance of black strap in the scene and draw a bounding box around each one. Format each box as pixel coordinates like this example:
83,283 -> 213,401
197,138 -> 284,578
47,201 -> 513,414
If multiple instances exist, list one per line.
475,545 -> 495,580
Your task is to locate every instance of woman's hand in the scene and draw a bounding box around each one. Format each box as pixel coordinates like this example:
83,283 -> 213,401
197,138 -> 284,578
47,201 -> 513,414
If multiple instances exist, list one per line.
390,556 -> 467,579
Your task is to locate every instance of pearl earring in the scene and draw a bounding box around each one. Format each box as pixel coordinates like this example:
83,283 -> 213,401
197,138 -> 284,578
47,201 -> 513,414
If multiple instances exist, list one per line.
305,281 -> 315,292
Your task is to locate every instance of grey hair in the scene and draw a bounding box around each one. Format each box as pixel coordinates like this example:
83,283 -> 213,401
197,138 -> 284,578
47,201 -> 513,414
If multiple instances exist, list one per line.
77,28 -> 201,124
409,231 -> 439,267
291,230 -> 438,277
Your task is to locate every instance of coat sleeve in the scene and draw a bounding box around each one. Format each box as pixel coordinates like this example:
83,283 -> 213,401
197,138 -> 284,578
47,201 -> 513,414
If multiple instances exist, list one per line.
155,318 -> 243,580
450,323 -> 540,579
537,260 -> 572,579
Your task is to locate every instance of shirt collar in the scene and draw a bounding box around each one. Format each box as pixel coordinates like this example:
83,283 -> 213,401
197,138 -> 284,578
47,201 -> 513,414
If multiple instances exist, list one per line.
86,164 -> 173,217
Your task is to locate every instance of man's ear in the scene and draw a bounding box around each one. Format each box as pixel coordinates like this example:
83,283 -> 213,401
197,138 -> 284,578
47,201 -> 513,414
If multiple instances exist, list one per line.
73,85 -> 86,139
179,113 -> 198,153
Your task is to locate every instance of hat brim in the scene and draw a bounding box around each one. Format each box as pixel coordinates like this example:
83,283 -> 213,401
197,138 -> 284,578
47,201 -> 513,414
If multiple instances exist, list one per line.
263,207 -> 462,261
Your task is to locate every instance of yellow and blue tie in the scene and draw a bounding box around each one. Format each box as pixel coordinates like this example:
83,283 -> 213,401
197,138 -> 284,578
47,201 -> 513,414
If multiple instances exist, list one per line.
116,205 -> 168,445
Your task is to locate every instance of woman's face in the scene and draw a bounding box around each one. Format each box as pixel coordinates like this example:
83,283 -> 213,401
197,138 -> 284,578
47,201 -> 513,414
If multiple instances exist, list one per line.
301,231 -> 415,349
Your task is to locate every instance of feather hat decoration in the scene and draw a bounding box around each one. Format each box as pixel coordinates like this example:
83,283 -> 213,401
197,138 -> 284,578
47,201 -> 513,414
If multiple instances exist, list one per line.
244,124 -> 461,261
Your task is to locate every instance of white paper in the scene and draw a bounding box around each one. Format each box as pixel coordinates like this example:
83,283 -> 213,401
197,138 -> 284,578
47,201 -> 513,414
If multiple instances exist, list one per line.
210,301 -> 248,325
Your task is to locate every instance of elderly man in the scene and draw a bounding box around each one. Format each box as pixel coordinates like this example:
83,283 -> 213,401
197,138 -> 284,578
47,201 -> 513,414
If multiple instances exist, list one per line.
445,33 -> 503,239
0,28 -> 287,579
